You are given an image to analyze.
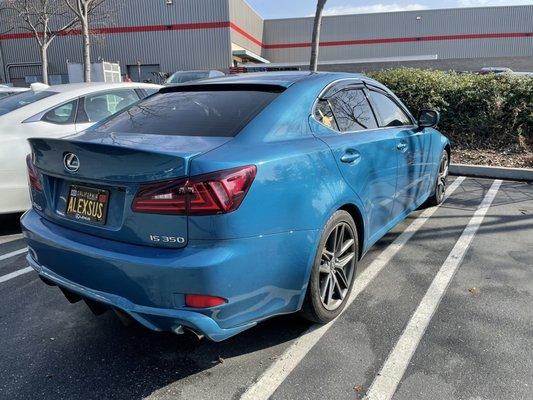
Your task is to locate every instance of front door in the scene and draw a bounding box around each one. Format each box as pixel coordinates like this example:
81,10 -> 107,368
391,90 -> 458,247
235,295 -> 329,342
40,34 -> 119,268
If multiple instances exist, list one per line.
312,84 -> 399,244
366,88 -> 430,218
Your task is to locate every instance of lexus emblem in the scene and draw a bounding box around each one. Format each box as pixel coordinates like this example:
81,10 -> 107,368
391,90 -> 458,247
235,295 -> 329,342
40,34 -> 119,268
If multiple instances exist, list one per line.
63,153 -> 80,172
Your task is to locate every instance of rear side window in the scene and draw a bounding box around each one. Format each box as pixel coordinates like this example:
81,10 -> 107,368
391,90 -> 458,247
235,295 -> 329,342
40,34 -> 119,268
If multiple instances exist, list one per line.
42,100 -> 77,124
328,89 -> 377,132
0,90 -> 56,116
314,99 -> 338,130
368,91 -> 412,127
94,89 -> 281,137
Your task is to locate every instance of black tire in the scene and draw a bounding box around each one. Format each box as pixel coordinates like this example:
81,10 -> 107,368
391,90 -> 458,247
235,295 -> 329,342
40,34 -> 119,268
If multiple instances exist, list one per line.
426,150 -> 449,206
301,210 -> 359,323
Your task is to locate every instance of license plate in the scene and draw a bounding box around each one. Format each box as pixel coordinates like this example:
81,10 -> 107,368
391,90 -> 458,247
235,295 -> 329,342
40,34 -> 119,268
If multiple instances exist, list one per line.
65,185 -> 109,225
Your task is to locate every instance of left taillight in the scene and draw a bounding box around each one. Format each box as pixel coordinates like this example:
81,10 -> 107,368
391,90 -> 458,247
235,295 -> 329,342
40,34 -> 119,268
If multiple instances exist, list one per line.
26,154 -> 43,192
132,165 -> 257,215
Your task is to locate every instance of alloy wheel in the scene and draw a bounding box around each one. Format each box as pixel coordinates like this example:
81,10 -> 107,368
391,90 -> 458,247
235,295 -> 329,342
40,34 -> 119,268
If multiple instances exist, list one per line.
319,222 -> 357,311
436,154 -> 449,201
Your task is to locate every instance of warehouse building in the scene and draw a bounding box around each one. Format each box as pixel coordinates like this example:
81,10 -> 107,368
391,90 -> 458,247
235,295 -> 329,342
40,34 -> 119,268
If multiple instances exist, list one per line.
0,0 -> 532,85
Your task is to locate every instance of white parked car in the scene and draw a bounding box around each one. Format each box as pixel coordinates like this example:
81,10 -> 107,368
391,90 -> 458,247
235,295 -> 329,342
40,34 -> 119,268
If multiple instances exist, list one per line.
0,84 -> 29,99
0,82 -> 161,214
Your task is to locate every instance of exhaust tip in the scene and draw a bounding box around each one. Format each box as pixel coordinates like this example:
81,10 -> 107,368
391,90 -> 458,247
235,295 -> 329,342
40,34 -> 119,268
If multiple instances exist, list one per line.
184,327 -> 205,341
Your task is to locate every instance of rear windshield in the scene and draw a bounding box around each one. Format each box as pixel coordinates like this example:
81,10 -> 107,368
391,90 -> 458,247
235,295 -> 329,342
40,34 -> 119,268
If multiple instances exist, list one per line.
0,90 -> 56,116
94,88 -> 282,137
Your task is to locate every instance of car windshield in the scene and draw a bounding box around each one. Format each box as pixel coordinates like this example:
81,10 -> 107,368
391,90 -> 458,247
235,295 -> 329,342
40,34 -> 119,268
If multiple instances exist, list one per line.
0,90 -> 56,116
94,88 -> 282,137
166,71 -> 210,84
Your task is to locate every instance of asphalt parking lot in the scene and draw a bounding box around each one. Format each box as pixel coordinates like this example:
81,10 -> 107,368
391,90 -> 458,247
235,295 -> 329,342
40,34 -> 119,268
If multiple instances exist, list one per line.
0,176 -> 532,400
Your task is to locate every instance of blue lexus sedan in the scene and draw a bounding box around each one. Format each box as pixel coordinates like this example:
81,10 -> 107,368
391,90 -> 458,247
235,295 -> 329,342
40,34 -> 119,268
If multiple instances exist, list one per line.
21,72 -> 450,341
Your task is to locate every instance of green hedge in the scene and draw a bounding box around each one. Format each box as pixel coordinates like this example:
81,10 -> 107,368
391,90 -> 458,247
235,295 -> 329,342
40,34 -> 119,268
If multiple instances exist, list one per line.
367,68 -> 533,151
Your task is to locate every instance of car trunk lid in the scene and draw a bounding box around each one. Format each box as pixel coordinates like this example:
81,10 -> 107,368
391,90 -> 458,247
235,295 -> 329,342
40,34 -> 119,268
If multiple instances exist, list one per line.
28,133 -> 231,248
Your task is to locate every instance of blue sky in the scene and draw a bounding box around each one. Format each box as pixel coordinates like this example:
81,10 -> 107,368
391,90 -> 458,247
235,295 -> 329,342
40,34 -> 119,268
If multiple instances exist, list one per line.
247,0 -> 533,18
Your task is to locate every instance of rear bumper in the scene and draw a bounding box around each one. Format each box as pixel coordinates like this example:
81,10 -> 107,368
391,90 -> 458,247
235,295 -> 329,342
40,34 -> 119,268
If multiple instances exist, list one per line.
21,210 -> 318,341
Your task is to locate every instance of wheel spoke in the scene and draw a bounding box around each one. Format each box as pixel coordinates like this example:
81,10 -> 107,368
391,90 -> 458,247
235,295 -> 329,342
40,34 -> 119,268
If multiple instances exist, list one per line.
339,238 -> 354,256
326,275 -> 335,305
320,275 -> 331,301
336,252 -> 355,269
335,224 -> 345,255
335,268 -> 349,289
319,262 -> 330,274
322,248 -> 334,262
332,274 -> 342,298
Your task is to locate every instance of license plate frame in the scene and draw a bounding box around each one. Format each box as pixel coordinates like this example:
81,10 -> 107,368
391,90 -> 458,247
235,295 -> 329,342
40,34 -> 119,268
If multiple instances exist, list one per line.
65,184 -> 109,225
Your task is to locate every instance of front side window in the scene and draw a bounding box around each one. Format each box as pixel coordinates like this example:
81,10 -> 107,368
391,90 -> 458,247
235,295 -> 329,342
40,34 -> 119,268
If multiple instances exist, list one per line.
77,89 -> 139,123
94,88 -> 281,137
368,91 -> 412,127
328,89 -> 378,132
42,100 -> 77,124
0,90 -> 56,116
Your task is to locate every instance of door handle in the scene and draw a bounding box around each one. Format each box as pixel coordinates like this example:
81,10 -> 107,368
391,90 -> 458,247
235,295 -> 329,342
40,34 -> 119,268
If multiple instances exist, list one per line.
397,141 -> 408,151
340,150 -> 361,164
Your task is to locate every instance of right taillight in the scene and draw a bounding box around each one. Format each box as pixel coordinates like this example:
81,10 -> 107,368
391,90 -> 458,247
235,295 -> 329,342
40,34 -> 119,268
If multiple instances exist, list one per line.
132,165 -> 256,215
26,154 -> 43,192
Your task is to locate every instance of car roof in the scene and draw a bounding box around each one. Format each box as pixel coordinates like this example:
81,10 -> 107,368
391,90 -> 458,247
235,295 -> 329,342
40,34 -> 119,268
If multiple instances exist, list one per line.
39,82 -> 161,94
175,71 -> 366,88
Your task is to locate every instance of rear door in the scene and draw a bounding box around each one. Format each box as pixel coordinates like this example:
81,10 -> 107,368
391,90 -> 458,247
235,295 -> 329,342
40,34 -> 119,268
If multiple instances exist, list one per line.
366,87 -> 430,218
313,82 -> 398,243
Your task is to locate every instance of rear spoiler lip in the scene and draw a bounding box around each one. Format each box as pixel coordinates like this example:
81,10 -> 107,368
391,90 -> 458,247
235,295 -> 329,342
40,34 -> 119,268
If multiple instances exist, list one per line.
160,83 -> 287,94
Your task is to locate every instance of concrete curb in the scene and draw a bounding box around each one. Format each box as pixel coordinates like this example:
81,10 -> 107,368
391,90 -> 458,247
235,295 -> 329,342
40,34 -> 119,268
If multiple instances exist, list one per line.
450,163 -> 533,182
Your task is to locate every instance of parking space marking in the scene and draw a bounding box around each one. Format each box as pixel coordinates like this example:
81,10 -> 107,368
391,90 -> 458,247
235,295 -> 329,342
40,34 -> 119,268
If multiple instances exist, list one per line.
240,177 -> 466,400
365,179 -> 501,400
0,267 -> 33,283
0,233 -> 24,245
0,247 -> 28,262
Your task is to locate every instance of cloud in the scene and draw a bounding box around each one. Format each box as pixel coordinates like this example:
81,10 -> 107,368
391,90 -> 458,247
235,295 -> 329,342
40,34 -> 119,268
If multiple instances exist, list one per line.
458,0 -> 533,6
323,3 -> 429,15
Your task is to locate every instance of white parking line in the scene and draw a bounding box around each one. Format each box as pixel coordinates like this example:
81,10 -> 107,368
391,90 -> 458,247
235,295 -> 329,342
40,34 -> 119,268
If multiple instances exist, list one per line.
0,233 -> 24,245
365,179 -> 501,400
0,247 -> 28,262
240,177 -> 465,400
0,267 -> 33,284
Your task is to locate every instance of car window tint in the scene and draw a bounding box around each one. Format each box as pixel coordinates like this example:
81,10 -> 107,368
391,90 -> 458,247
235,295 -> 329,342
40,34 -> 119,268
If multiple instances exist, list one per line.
0,90 -> 56,116
368,91 -> 412,127
94,90 -> 281,137
314,99 -> 338,130
328,89 -> 377,132
42,100 -> 77,124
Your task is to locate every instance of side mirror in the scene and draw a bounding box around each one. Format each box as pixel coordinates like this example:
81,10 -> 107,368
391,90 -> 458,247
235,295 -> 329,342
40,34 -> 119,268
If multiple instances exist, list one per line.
417,109 -> 440,128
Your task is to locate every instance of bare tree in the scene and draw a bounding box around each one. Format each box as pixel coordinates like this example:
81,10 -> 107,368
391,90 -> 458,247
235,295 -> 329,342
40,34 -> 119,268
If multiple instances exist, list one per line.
64,0 -> 111,82
4,0 -> 77,84
310,0 -> 327,72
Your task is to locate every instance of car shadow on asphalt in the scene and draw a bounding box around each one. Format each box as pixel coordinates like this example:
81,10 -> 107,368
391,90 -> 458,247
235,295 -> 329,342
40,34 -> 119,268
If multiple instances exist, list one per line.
0,213 -> 23,236
9,291 -> 310,400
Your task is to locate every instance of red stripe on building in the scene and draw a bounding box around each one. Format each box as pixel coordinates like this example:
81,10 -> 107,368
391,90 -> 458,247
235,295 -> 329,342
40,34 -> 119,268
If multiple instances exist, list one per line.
264,32 -> 533,49
0,20 -> 530,51
229,22 -> 264,47
0,21 -> 231,40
